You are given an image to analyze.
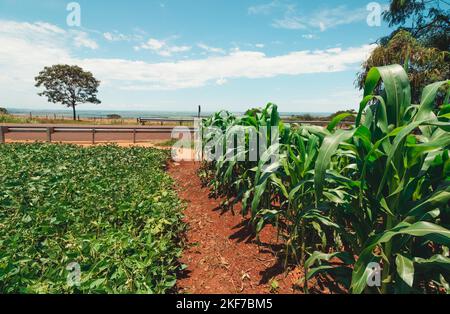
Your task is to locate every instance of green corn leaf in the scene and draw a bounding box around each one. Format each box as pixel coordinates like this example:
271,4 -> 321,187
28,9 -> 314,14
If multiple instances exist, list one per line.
327,113 -> 353,132
314,129 -> 355,201
396,254 -> 414,287
352,221 -> 450,293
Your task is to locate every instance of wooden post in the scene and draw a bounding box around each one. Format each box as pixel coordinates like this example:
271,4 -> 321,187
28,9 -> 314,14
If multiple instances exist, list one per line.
133,129 -> 136,144
92,129 -> 96,144
198,105 -> 201,118
0,126 -> 7,144
46,127 -> 54,142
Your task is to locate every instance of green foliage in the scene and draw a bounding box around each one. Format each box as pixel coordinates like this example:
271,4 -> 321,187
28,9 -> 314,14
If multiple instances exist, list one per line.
357,30 -> 449,103
0,144 -> 184,293
0,107 -> 7,115
106,114 -> 122,119
283,110 -> 356,123
35,65 -> 101,120
201,64 -> 450,294
382,0 -> 449,51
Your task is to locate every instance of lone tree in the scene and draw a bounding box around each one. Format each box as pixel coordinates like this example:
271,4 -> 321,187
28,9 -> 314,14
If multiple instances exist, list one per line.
35,65 -> 101,120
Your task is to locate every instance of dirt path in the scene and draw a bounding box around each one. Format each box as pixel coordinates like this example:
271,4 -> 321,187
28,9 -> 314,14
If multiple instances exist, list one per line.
168,161 -> 302,294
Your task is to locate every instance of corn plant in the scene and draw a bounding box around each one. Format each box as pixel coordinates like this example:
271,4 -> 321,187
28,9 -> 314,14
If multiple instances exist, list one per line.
201,64 -> 450,294
307,64 -> 450,293
200,104 -> 348,266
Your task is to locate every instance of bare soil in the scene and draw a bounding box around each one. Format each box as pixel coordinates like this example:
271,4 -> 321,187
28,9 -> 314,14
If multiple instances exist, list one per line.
168,161 -> 305,294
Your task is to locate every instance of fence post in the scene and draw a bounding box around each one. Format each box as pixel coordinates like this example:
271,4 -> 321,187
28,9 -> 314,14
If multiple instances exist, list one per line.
92,129 -> 96,144
0,126 -> 7,144
133,129 -> 136,144
46,127 -> 54,142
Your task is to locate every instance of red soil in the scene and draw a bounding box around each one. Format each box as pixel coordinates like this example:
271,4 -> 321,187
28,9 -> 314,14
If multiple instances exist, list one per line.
168,161 -> 304,294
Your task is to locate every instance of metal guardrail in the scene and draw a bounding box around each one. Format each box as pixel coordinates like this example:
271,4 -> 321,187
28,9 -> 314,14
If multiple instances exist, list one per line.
137,117 -> 200,125
0,119 -> 354,144
0,125 -> 196,144
137,117 -> 355,126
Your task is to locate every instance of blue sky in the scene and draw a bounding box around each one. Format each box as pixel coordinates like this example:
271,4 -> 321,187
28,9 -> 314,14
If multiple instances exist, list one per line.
0,0 -> 392,113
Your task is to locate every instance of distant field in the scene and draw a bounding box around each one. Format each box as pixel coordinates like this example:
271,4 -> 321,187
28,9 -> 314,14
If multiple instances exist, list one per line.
0,143 -> 184,293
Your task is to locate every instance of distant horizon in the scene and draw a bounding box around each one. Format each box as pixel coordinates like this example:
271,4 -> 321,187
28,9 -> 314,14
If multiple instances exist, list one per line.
5,107 -> 335,118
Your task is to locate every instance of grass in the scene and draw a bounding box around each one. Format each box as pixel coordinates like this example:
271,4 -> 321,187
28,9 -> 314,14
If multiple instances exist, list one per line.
0,113 -> 193,126
0,114 -> 137,125
0,143 -> 185,293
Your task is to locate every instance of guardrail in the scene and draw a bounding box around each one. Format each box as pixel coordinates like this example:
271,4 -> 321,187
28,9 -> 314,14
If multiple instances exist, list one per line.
137,117 -> 200,125
137,117 -> 355,126
0,125 -> 196,144
0,120 -> 354,144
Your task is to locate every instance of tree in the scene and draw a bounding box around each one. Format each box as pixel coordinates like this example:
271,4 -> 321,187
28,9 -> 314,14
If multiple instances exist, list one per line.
357,30 -> 449,103
382,0 -> 450,51
0,107 -> 7,115
35,65 -> 101,120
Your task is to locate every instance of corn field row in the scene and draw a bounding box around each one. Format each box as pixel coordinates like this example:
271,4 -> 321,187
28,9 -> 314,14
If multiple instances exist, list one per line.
199,64 -> 450,294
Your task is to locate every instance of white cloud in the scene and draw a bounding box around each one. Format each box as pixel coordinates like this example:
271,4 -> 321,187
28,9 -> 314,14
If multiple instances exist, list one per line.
197,43 -> 225,54
103,31 -> 143,42
255,43 -> 265,48
0,19 -> 376,103
272,15 -> 306,30
136,37 -> 191,56
144,38 -> 165,50
73,31 -> 98,50
257,4 -> 368,31
81,44 -> 376,90
216,78 -> 227,86
248,1 -> 280,15
308,6 -> 368,31
302,34 -> 318,40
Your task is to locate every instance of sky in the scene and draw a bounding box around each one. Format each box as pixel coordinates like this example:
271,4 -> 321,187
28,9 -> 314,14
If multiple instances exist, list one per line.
0,0 -> 393,113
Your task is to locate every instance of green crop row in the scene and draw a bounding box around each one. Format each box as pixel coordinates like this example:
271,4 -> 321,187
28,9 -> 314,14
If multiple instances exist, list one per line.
0,144 -> 184,293
200,64 -> 450,293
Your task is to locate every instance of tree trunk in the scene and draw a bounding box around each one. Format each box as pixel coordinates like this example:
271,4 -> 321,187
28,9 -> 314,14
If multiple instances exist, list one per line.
72,105 -> 76,121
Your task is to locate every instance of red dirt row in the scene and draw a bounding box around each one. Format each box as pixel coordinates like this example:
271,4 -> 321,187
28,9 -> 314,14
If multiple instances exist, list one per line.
168,161 -> 305,294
